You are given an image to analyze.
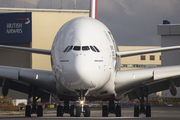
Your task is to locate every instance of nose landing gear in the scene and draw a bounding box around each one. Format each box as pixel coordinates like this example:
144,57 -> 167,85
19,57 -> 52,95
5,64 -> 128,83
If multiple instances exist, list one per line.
56,90 -> 90,117
75,90 -> 90,117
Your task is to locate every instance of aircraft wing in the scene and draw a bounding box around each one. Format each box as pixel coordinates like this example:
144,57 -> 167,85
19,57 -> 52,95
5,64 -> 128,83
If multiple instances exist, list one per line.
0,45 -> 51,55
117,46 -> 180,57
115,65 -> 180,100
0,65 -> 56,96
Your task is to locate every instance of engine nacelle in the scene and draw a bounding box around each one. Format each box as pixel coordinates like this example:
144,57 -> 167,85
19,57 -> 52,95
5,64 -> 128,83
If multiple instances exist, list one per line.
169,80 -> 177,96
2,79 -> 9,97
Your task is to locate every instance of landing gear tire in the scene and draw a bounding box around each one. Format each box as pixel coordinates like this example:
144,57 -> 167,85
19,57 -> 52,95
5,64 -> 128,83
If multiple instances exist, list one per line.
83,105 -> 90,117
115,105 -> 121,117
25,105 -> 31,117
102,105 -> 108,117
134,105 -> 139,117
74,106 -> 81,117
57,105 -> 63,117
37,105 -> 43,117
146,103 -> 151,117
70,105 -> 75,117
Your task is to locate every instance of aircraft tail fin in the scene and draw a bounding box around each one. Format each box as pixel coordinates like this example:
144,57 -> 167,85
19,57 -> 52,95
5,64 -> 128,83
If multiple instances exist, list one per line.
89,0 -> 97,19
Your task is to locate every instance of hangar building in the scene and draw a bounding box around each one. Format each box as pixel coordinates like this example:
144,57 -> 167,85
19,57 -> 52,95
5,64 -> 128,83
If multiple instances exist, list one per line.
119,46 -> 161,71
158,22 -> 180,97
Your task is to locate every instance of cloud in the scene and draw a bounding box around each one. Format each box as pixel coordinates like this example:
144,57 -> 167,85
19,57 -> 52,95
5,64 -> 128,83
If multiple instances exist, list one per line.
115,0 -> 133,15
115,0 -> 180,16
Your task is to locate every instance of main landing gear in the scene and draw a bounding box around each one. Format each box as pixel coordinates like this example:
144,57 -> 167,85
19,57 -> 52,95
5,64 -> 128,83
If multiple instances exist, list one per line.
56,90 -> 90,117
25,86 -> 43,117
102,100 -> 121,117
134,87 -> 151,117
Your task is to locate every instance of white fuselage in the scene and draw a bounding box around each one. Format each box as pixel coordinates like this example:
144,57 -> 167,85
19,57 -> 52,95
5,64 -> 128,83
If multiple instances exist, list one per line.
51,17 -> 120,100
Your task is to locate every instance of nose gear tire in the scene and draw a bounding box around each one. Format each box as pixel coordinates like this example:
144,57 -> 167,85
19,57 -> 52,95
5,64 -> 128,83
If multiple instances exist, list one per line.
83,105 -> 90,117
74,106 -> 81,117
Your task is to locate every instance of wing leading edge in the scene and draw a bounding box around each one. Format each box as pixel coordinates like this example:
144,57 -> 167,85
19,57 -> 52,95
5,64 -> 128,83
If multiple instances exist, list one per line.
0,65 -> 56,95
115,65 -> 180,100
117,46 -> 180,57
0,45 -> 51,55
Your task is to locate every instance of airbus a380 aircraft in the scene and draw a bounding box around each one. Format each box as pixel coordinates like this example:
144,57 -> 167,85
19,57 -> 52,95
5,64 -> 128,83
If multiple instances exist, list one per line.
1,0 -> 180,117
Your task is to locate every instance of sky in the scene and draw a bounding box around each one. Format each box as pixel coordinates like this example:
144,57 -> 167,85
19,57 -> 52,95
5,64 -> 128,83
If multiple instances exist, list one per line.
0,0 -> 180,46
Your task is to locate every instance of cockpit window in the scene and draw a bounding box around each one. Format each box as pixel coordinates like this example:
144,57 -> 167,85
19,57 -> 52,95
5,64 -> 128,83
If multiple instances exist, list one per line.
63,46 -> 69,52
63,46 -> 73,52
73,46 -> 81,51
82,46 -> 90,51
66,46 -> 73,52
90,46 -> 96,52
94,46 -> 100,52
64,45 -> 99,52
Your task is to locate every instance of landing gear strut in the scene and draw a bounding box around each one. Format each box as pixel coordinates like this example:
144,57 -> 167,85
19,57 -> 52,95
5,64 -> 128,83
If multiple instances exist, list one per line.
56,90 -> 90,117
25,86 -> 43,117
57,100 -> 75,117
102,100 -> 121,117
76,90 -> 90,117
134,87 -> 151,117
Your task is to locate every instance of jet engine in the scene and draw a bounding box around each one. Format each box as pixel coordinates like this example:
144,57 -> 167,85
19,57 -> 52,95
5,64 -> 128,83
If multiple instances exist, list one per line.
2,79 -> 9,97
169,80 -> 177,96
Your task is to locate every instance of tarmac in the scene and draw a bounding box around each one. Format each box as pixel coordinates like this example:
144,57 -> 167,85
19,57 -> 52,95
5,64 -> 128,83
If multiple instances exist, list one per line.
0,107 -> 180,120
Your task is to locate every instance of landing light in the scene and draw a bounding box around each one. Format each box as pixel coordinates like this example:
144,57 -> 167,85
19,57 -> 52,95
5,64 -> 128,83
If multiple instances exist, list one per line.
80,100 -> 84,104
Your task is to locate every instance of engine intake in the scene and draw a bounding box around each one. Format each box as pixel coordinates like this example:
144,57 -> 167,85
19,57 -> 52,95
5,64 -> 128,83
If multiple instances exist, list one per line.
169,80 -> 177,96
2,79 -> 9,97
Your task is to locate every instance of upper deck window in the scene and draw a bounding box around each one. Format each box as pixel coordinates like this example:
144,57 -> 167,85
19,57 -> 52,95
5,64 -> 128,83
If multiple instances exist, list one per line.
73,46 -> 81,51
82,46 -> 90,51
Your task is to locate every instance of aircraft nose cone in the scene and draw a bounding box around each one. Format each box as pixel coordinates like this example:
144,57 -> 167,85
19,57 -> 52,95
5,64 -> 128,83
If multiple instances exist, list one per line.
62,54 -> 111,91
72,56 -> 98,89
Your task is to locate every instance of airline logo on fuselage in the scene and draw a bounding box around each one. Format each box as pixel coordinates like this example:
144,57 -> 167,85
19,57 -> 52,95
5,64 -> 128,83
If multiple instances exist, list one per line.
103,31 -> 111,42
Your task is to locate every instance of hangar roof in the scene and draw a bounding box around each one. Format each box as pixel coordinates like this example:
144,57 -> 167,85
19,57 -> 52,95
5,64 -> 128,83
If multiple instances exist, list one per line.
0,8 -> 89,14
158,24 -> 180,35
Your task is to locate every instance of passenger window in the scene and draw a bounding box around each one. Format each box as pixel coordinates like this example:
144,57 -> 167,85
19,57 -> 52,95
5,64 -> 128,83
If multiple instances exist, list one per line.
82,46 -> 90,51
66,46 -> 73,52
73,46 -> 81,51
90,46 -> 96,52
94,46 -> 100,52
63,46 -> 70,52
